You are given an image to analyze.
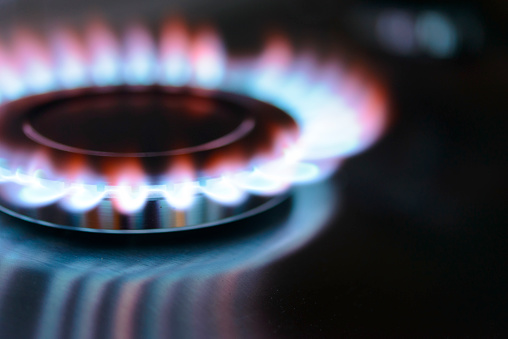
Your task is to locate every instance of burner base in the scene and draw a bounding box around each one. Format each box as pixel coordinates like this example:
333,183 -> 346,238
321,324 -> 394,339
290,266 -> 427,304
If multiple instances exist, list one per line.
0,192 -> 287,233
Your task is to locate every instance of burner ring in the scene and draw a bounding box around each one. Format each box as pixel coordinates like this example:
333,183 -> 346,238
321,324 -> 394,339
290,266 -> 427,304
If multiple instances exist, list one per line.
0,86 -> 299,232
0,21 -> 390,233
0,86 -> 298,183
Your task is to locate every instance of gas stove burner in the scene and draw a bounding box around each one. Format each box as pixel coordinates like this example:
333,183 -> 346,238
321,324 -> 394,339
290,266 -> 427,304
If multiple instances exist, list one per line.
0,86 -> 297,231
0,19 -> 388,232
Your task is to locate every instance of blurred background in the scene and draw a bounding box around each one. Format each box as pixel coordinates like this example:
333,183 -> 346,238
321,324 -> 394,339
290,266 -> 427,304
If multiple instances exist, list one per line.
0,0 -> 506,338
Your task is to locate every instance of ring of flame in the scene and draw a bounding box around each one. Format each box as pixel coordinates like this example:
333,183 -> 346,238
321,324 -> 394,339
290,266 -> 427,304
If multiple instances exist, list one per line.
0,19 -> 388,213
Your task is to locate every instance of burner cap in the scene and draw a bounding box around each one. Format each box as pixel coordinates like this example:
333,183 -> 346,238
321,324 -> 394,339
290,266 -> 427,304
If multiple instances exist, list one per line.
0,86 -> 298,232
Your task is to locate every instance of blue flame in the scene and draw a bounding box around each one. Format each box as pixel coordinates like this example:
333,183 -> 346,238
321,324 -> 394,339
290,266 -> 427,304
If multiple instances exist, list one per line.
0,22 -> 387,213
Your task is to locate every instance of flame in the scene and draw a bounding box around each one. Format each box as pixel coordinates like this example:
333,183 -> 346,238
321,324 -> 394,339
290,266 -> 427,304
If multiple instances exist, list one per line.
160,18 -> 192,86
0,18 -> 388,213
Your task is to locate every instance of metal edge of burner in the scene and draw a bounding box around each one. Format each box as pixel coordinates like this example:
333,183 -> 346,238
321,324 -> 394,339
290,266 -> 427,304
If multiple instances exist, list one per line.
0,192 -> 289,234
